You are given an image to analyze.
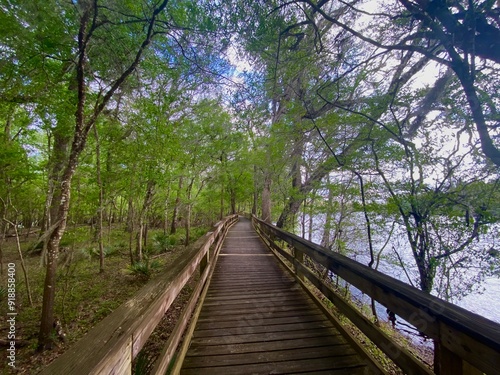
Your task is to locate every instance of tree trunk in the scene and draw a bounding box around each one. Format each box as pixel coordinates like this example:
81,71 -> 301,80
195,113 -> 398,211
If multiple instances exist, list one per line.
278,133 -> 305,229
301,199 -> 307,238
170,176 -> 183,234
38,153 -> 77,351
4,218 -> 33,305
321,177 -> 333,248
230,187 -> 236,214
107,202 -> 113,243
36,0 -> 189,351
0,196 -> 9,276
126,194 -> 134,233
252,165 -> 258,215
129,218 -> 135,265
261,172 -> 272,223
308,195 -> 314,242
220,185 -> 224,220
163,182 -> 171,235
276,198 -> 302,228
137,180 -> 155,262
185,178 -> 194,246
41,129 -> 71,266
93,126 -> 105,273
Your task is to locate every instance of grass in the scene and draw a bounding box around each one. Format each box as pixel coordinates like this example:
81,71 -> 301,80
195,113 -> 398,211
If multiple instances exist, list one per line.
0,224 -> 208,375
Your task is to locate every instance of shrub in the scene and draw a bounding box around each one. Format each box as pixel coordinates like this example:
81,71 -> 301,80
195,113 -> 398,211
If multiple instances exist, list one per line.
103,245 -> 119,257
81,246 -> 99,259
82,245 -> 119,259
152,233 -> 171,253
127,259 -> 161,280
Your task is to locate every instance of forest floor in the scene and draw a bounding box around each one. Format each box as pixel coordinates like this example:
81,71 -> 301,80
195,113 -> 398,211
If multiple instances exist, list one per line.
0,225 -> 202,375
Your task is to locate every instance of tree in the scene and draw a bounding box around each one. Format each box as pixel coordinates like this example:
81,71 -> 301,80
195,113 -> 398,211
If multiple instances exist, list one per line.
291,0 -> 500,166
370,122 -> 498,294
36,0 -> 174,350
0,103 -> 43,272
0,0 -> 232,350
229,0 -> 499,307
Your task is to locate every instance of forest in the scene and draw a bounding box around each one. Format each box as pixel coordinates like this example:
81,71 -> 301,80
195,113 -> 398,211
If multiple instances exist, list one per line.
1,0 -> 499,372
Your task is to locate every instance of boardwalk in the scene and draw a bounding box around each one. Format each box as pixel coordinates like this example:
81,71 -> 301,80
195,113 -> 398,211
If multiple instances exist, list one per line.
180,217 -> 376,374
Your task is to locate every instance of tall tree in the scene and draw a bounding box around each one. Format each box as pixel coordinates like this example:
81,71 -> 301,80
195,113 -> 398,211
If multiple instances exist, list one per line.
1,0 -> 231,350
293,0 -> 500,166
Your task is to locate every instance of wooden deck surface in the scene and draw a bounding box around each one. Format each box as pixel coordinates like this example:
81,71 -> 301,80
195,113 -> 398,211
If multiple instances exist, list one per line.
180,217 -> 375,374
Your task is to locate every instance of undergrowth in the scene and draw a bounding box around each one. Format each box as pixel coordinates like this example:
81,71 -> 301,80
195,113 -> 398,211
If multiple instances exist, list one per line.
0,224 -> 209,374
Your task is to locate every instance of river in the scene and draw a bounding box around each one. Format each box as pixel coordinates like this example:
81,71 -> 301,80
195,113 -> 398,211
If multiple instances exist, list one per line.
300,214 -> 500,325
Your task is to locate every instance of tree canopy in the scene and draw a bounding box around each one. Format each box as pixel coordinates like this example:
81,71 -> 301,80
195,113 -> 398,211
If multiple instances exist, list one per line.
1,0 -> 499,351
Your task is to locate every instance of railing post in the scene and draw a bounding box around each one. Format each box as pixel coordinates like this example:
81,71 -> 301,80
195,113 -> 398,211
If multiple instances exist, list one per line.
463,361 -> 484,375
200,244 -> 209,276
294,248 -> 304,281
434,341 -> 462,375
433,333 -> 482,375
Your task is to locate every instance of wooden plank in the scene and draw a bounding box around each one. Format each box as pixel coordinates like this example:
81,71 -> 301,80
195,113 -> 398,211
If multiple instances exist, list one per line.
193,320 -> 334,337
195,313 -> 325,330
41,236 -> 209,375
189,327 -> 345,346
180,217 -> 374,375
294,248 -> 305,281
434,342 -> 462,375
208,279 -> 295,287
187,337 -> 349,358
183,345 -> 358,368
439,321 -> 500,374
168,242 -> 219,375
206,288 -> 298,298
131,241 -> 212,358
198,302 -> 319,317
180,355 -> 367,375
92,336 -> 132,375
201,294 -> 313,307
206,286 -> 302,299
462,361 -> 484,375
185,336 -> 349,356
298,369 -> 367,375
253,215 -> 500,375
151,245 -> 213,375
295,260 -> 432,375
259,230 -> 387,375
196,309 -> 325,324
208,280 -> 295,288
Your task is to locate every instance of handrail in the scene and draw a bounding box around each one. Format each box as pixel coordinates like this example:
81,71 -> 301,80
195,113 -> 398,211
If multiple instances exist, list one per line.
40,214 -> 239,375
252,215 -> 500,375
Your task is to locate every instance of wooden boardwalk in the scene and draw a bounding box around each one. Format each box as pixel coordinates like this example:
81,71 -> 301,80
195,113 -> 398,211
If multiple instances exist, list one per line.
180,217 -> 376,374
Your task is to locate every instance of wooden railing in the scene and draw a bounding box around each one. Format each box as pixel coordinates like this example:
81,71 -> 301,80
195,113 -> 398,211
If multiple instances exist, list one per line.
40,214 -> 239,375
252,215 -> 500,375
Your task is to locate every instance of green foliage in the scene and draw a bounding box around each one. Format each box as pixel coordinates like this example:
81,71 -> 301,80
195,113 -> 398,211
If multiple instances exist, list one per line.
190,226 -> 210,240
127,259 -> 162,280
152,232 -> 174,253
81,245 -> 120,260
1,2 -> 499,370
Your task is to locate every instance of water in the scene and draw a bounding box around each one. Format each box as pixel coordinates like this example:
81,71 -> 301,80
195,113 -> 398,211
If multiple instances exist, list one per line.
301,214 -> 500,325
458,277 -> 500,322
